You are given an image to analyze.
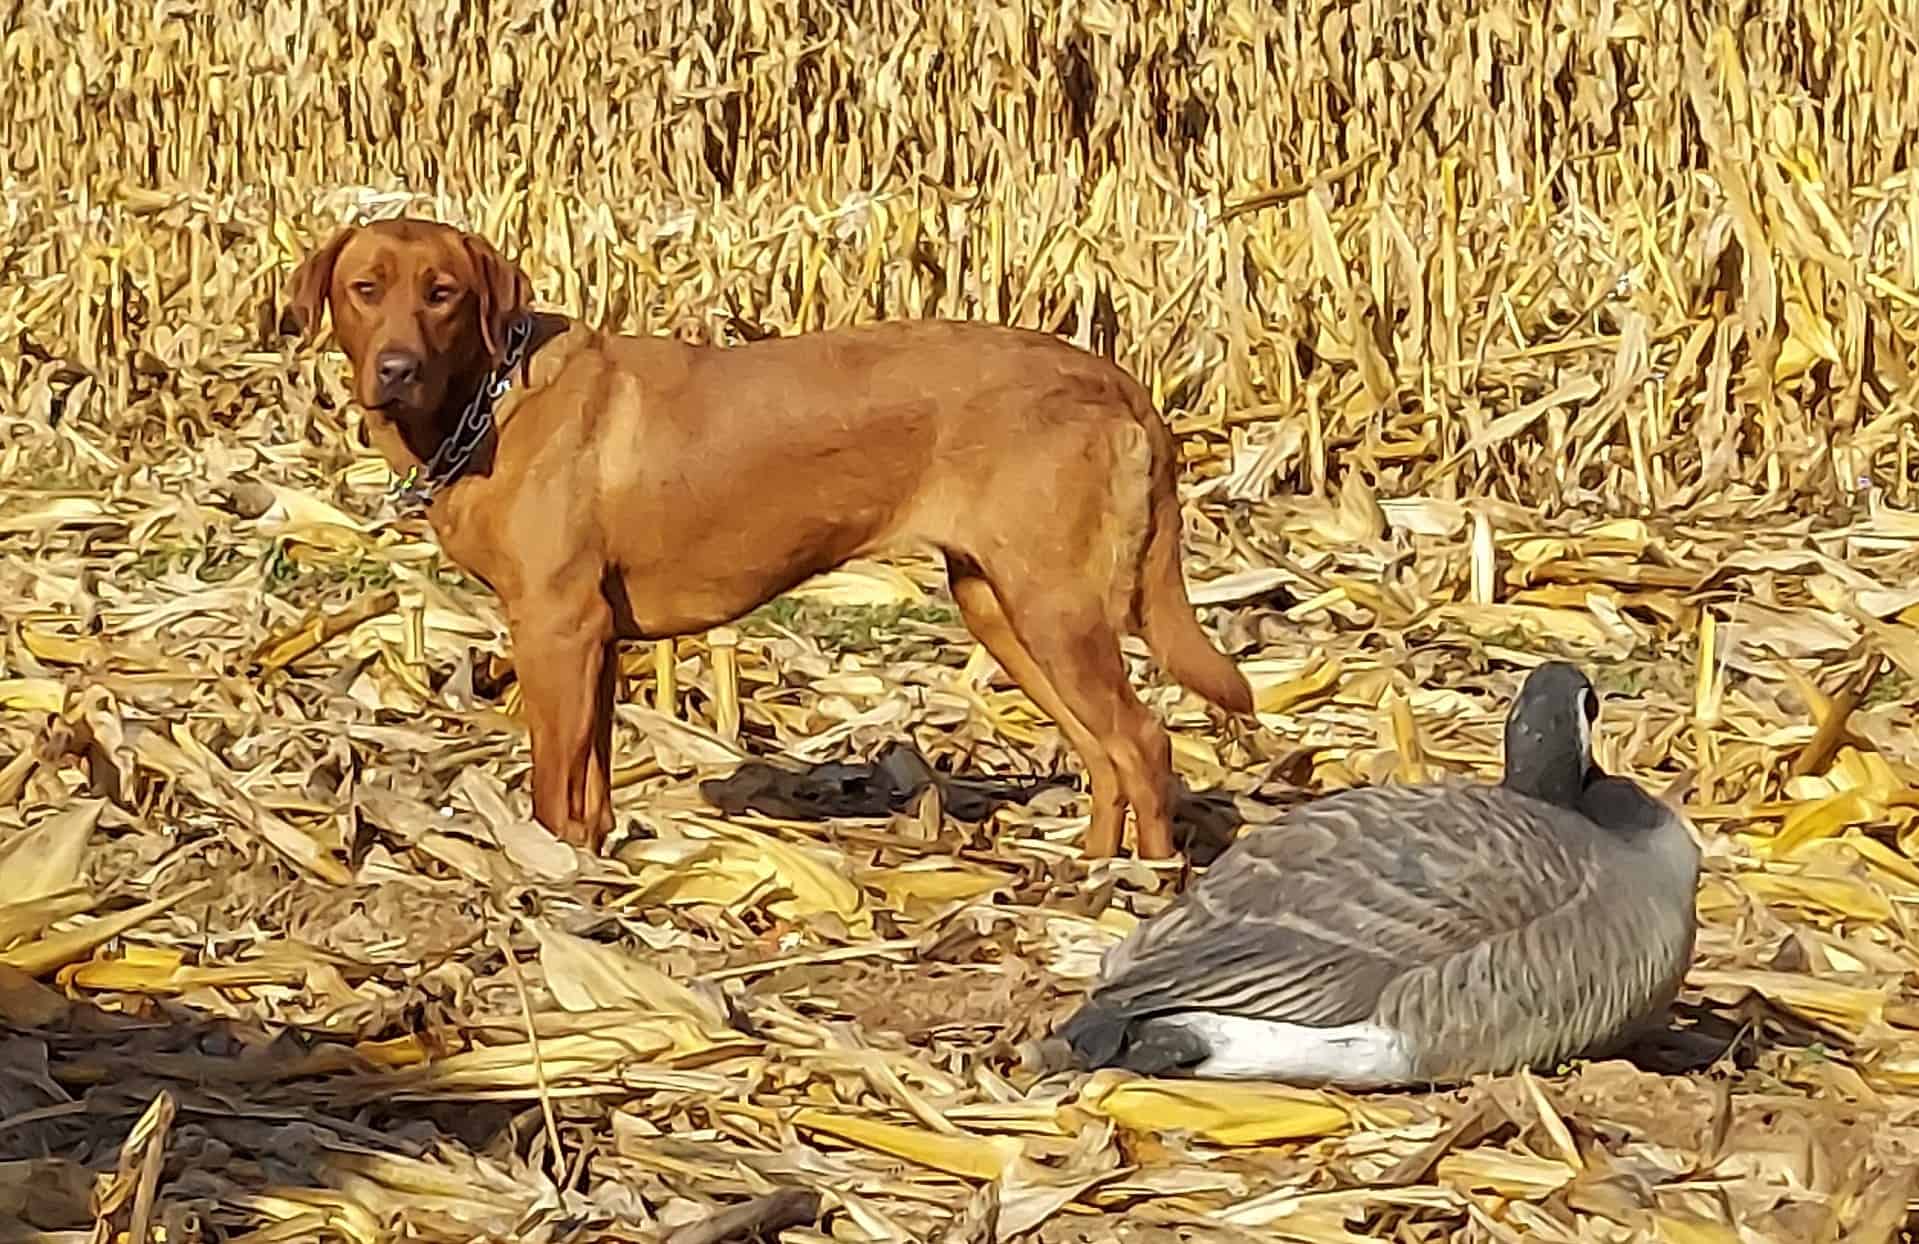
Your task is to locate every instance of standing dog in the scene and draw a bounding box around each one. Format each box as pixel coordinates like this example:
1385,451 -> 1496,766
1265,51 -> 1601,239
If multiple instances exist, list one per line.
285,218 -> 1252,859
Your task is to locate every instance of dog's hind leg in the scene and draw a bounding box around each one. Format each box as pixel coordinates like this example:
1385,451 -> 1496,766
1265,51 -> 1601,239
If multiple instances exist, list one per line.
974,566 -> 1177,859
948,557 -> 1127,856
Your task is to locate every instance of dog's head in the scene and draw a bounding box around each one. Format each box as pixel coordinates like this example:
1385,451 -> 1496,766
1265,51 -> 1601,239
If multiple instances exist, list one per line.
283,218 -> 532,422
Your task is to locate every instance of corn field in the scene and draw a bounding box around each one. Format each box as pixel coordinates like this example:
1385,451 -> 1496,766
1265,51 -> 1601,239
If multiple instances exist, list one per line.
5,0 -> 1919,1241
4,0 -> 1916,508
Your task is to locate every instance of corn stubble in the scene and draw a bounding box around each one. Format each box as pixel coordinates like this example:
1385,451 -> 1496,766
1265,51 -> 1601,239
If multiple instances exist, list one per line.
4,0 -> 1919,1241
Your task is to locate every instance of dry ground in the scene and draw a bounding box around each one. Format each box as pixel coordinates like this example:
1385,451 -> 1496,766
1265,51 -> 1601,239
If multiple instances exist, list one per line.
7,0 -> 1919,1238
5,383 -> 1919,1242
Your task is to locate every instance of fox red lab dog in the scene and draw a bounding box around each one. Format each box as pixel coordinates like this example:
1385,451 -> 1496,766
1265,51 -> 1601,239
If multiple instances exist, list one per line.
285,218 -> 1252,860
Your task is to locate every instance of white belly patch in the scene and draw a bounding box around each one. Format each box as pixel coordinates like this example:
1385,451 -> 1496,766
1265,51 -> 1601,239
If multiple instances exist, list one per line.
1154,1013 -> 1418,1086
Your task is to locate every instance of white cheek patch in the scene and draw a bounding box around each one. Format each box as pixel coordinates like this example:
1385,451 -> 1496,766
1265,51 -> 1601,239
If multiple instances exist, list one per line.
1577,690 -> 1593,766
1151,1013 -> 1418,1087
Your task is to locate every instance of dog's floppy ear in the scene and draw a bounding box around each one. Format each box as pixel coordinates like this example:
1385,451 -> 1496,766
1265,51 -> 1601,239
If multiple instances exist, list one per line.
281,228 -> 353,339
461,232 -> 534,360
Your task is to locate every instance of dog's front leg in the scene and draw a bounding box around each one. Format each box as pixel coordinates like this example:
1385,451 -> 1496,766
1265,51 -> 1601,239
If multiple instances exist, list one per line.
509,597 -> 615,851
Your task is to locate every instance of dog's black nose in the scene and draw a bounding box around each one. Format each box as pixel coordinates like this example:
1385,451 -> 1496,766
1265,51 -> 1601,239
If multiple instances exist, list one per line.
375,351 -> 422,388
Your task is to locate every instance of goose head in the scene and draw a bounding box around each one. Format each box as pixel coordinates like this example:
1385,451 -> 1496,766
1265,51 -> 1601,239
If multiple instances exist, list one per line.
1500,661 -> 1599,809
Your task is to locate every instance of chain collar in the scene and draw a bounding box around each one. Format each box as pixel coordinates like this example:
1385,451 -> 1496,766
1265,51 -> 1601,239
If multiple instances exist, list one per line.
389,314 -> 535,514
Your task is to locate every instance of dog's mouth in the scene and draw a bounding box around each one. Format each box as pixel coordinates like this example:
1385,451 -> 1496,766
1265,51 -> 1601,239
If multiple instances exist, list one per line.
362,384 -> 431,416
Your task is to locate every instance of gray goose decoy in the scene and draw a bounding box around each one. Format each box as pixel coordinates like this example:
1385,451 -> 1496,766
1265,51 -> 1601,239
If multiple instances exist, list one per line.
1051,661 -> 1700,1088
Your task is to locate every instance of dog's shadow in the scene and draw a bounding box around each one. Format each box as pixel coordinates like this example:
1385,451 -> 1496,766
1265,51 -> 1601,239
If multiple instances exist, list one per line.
1617,1001 -> 1758,1076
697,740 -> 1259,864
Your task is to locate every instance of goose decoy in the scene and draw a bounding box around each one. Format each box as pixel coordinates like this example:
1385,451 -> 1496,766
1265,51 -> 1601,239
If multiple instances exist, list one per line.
1047,661 -> 1699,1088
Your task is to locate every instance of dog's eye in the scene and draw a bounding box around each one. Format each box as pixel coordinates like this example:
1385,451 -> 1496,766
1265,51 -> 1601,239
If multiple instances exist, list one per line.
426,285 -> 457,306
350,280 -> 378,299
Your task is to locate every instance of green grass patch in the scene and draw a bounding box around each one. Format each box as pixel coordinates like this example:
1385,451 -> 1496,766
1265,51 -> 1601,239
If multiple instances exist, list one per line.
743,598 -> 961,654
1862,665 -> 1913,711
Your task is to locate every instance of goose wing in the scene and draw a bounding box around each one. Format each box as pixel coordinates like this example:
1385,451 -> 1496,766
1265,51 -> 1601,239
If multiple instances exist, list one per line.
1086,782 -> 1605,1028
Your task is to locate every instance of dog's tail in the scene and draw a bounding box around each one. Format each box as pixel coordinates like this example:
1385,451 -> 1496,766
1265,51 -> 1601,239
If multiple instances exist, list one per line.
1133,401 -> 1255,717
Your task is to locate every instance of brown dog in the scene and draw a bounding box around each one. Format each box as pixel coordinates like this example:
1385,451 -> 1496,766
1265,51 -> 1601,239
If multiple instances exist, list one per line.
285,218 -> 1252,860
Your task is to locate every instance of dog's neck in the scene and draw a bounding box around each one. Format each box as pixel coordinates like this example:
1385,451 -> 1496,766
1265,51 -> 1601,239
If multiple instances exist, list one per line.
363,410 -> 439,478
